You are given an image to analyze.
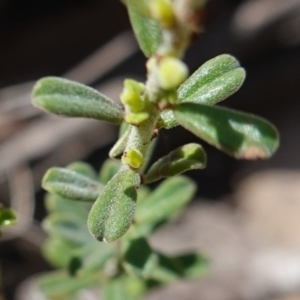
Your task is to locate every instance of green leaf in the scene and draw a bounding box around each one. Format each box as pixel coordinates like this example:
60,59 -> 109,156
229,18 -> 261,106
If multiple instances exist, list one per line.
99,159 -> 121,184
43,213 -> 93,245
43,167 -> 103,202
103,276 -> 129,300
127,5 -> 162,57
71,241 -> 116,276
45,194 -> 89,220
42,237 -> 78,268
140,136 -> 158,173
135,176 -> 196,226
0,206 -> 16,227
160,54 -> 246,129
109,125 -> 131,159
178,54 -> 244,102
38,270 -> 99,299
123,237 -> 158,278
174,103 -> 279,159
144,143 -> 206,183
103,275 -> 147,300
67,161 -> 98,180
152,252 -> 209,283
88,168 -> 140,242
32,77 -> 124,124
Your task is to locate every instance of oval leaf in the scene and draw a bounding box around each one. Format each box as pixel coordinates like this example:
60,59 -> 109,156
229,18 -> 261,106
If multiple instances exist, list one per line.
88,168 -> 140,242
160,54 -> 246,129
127,5 -> 162,57
144,143 -> 206,183
174,103 -> 279,159
32,77 -> 124,124
43,167 -> 103,202
178,54 -> 243,101
67,161 -> 98,180
43,214 -> 93,245
135,176 -> 196,226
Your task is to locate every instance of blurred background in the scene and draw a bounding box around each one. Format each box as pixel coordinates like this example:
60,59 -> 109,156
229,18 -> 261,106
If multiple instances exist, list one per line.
1,0 -> 300,299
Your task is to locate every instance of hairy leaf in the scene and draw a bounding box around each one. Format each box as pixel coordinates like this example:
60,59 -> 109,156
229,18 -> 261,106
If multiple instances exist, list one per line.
160,54 -> 246,128
135,176 -> 196,226
43,167 -> 103,202
144,143 -> 206,183
178,54 -> 244,101
32,77 -> 124,124
174,103 -> 279,159
127,5 -> 162,57
88,168 -> 140,242
67,162 -> 98,180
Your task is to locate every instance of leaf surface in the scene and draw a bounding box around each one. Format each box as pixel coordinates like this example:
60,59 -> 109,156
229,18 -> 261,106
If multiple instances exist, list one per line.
88,168 -> 140,242
127,4 -> 162,57
43,167 -> 103,202
32,77 -> 124,124
135,176 -> 196,226
174,103 -> 279,159
144,143 -> 206,183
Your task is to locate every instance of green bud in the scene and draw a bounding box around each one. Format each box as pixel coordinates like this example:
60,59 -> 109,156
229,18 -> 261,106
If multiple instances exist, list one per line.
120,79 -> 145,112
125,112 -> 149,125
149,0 -> 175,28
122,147 -> 144,169
158,57 -> 188,90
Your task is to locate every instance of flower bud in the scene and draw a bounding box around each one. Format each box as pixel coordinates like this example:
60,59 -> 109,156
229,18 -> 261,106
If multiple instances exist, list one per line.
122,147 -> 144,169
149,0 -> 175,28
157,57 -> 188,90
120,79 -> 145,112
125,112 -> 149,125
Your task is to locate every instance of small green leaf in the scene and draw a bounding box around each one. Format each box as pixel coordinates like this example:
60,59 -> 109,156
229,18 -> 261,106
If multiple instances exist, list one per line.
109,125 -> 131,159
38,270 -> 99,299
160,54 -> 246,129
151,252 -> 209,283
178,54 -> 244,101
42,237 -> 77,268
135,176 -> 196,226
32,77 -> 124,124
174,103 -> 279,159
88,168 -> 140,242
43,167 -> 103,202
144,143 -> 206,183
67,161 -> 98,180
127,5 -> 162,57
123,237 -> 158,278
43,213 -> 93,245
0,206 -> 16,227
99,159 -> 121,184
